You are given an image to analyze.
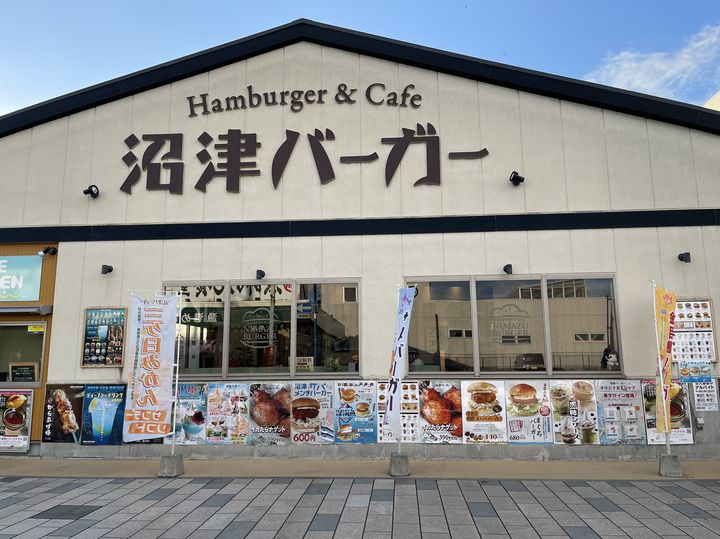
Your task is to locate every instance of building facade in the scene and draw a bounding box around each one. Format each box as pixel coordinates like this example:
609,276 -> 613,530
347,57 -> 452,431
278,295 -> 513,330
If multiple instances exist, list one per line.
1,20 -> 719,458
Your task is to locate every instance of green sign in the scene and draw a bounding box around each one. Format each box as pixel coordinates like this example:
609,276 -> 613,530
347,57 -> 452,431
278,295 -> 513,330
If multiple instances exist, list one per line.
0,256 -> 42,302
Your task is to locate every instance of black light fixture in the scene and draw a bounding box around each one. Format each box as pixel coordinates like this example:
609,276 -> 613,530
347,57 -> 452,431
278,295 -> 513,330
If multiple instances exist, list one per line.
101,265 -> 113,275
256,269 -> 266,280
37,246 -> 57,257
678,252 -> 692,263
503,264 -> 513,275
509,171 -> 524,186
83,184 -> 100,198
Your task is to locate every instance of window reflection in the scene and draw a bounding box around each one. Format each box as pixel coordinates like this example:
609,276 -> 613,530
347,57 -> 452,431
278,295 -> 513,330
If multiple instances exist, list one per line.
408,281 -> 473,373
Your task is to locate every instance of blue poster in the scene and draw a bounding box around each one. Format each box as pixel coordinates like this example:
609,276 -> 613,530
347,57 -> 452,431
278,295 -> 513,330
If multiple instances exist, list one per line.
80,385 -> 127,445
679,360 -> 712,383
0,256 -> 42,302
334,381 -> 377,444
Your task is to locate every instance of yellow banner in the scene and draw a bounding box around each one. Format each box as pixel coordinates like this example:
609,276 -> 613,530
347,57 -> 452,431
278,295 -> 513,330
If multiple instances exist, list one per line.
655,286 -> 676,433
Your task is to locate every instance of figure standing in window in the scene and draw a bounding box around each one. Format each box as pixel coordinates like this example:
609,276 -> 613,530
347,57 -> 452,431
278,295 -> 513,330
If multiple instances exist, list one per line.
602,346 -> 620,370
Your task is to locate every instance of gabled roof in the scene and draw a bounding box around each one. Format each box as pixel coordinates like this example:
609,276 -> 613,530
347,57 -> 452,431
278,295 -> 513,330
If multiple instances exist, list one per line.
2,19 -> 720,138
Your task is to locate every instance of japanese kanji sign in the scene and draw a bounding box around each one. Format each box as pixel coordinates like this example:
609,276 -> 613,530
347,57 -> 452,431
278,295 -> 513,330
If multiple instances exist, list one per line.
382,286 -> 416,443
123,293 -> 178,442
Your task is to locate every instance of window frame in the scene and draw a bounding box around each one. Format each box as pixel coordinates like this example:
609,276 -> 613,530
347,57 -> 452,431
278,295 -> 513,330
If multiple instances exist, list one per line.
165,279 -> 361,381
405,273 -> 622,378
0,321 -> 47,388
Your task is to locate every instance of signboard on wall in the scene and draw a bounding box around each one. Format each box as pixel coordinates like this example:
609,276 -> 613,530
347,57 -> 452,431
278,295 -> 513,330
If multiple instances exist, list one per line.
0,390 -> 33,452
0,256 -> 41,302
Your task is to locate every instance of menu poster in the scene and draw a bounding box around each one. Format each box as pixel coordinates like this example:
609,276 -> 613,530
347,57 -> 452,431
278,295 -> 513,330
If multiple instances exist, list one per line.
0,390 -> 33,452
504,381 -> 553,444
461,380 -> 507,444
678,360 -> 712,383
642,379 -> 694,445
693,381 -> 719,412
81,385 -> 126,446
292,381 -> 334,444
334,381 -> 377,444
418,380 -> 463,444
247,383 -> 292,445
81,307 -> 126,367
550,380 -> 599,445
206,383 -> 250,445
377,380 -> 420,443
165,383 -> 208,446
595,380 -> 646,445
43,385 -> 85,443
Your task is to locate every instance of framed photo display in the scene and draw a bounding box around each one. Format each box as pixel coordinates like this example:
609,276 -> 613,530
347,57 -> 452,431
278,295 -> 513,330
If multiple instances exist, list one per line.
81,307 -> 126,368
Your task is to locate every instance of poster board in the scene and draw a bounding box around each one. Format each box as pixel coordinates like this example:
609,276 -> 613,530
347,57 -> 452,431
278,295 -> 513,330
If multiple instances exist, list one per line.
43,385 -> 84,443
461,380 -> 508,444
504,380 -> 553,444
80,385 -> 126,445
81,307 -> 127,367
0,390 -> 33,452
418,380 -> 463,444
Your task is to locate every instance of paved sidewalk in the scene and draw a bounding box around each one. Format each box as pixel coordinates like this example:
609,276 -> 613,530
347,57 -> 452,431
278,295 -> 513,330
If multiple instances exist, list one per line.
2,475 -> 720,538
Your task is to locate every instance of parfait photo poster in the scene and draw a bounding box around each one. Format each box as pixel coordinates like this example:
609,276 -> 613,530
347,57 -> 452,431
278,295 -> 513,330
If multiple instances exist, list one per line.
206,383 -> 250,445
461,380 -> 507,444
247,383 -> 292,445
335,381 -> 377,444
166,383 -> 208,445
81,385 -> 126,446
550,380 -> 599,445
43,385 -> 85,443
418,380 -> 463,444
292,381 -> 334,444
642,379 -> 694,445
504,381 -> 553,444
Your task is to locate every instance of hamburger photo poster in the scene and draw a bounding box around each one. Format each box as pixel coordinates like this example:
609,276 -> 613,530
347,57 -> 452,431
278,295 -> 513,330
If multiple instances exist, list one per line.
461,380 -> 507,444
334,381 -> 377,444
377,380 -> 420,443
594,380 -> 646,445
418,380 -> 463,443
43,384 -> 85,443
80,385 -> 126,446
504,381 -> 553,444
165,383 -> 207,446
292,381 -> 334,444
641,379 -> 694,445
206,383 -> 250,445
247,382 -> 292,445
550,380 -> 599,445
0,390 -> 33,452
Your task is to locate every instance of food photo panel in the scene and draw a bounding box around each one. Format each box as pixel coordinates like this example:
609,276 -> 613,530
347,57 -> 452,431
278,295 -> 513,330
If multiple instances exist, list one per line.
165,383 -> 208,446
377,380 -> 420,443
550,380 -> 599,445
81,385 -> 126,446
292,381 -> 334,444
334,381 -> 377,444
43,384 -> 85,444
642,379 -> 694,445
418,380 -> 463,444
206,383 -> 250,445
247,383 -> 292,445
0,390 -> 33,452
504,381 -> 553,444
461,380 -> 507,444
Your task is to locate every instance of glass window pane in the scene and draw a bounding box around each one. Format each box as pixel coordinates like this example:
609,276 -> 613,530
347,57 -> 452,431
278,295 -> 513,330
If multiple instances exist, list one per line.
409,281 -> 473,373
228,283 -> 291,374
475,280 -> 546,372
167,285 -> 224,376
0,325 -> 44,382
547,278 -> 618,372
295,283 -> 359,374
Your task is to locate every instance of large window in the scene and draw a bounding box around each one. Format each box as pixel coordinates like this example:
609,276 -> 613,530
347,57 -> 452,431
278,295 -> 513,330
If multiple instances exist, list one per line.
408,281 -> 473,373
476,280 -> 546,372
407,275 -> 619,375
0,323 -> 45,384
166,281 -> 360,378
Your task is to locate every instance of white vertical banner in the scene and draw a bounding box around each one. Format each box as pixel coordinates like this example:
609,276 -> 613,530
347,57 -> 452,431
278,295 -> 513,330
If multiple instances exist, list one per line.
382,287 -> 416,443
122,293 -> 178,442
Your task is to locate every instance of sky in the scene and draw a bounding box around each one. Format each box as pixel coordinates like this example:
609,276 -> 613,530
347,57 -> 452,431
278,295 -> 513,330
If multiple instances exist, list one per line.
2,1 -> 720,116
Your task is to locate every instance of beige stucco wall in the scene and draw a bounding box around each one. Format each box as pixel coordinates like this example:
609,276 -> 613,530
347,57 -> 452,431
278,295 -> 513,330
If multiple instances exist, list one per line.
0,42 -> 718,383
